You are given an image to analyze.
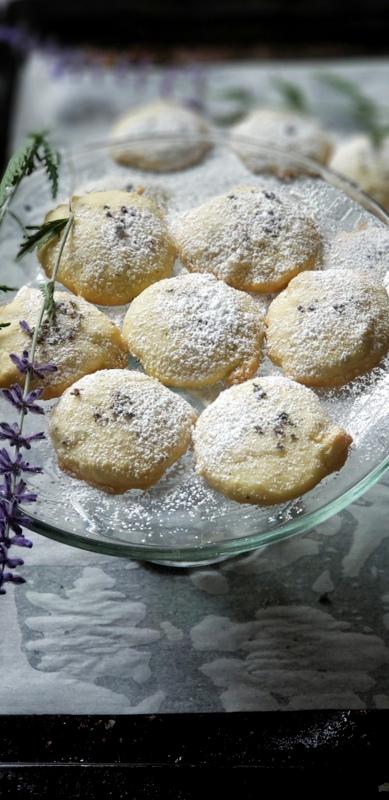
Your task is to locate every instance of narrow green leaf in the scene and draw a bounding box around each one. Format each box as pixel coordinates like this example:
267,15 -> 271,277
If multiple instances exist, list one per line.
316,73 -> 385,148
0,322 -> 10,329
0,285 -> 16,292
0,132 -> 43,209
40,138 -> 61,199
271,77 -> 309,114
16,217 -> 69,260
215,87 -> 255,103
0,130 -> 61,212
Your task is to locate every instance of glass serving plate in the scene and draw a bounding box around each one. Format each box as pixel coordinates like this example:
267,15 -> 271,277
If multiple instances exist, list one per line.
1,132 -> 389,566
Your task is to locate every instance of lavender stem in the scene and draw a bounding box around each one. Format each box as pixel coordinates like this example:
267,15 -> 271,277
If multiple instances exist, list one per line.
0,209 -> 73,589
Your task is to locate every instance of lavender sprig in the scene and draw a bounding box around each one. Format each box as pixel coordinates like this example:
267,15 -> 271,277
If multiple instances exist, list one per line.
0,131 -> 60,230
9,350 -> 57,378
0,211 -> 74,594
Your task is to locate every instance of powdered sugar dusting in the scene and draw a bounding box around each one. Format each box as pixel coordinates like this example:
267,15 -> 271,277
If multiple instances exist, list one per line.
41,191 -> 174,303
194,375 -> 334,470
266,270 -> 389,384
323,225 -> 389,280
124,272 -> 264,386
111,101 -> 211,171
193,375 -> 350,505
1,137 -> 389,551
0,286 -> 127,395
231,109 -> 332,174
170,185 -> 320,290
49,370 -> 196,490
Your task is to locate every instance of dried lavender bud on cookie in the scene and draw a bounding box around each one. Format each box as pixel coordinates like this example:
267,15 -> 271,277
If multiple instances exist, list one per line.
38,190 -> 176,305
49,370 -> 197,493
0,286 -> 128,399
170,185 -> 321,293
193,376 -> 352,505
266,269 -> 389,387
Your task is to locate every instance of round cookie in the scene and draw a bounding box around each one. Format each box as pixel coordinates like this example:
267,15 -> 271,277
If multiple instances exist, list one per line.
38,190 -> 176,305
0,286 -> 128,399
193,376 -> 352,505
77,176 -> 171,213
123,273 -> 265,388
49,369 -> 197,493
110,100 -> 211,172
323,225 -> 389,281
266,269 -> 389,387
171,185 -> 321,293
231,109 -> 332,176
330,135 -> 389,211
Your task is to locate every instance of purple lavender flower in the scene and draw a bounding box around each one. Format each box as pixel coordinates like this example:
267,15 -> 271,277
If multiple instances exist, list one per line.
0,448 -> 43,475
2,555 -> 24,569
19,320 -> 33,336
0,475 -> 37,503
9,534 -> 32,548
10,351 -> 57,378
0,495 -> 33,536
0,345 -> 51,593
0,421 -> 45,449
0,573 -> 25,593
2,384 -> 44,414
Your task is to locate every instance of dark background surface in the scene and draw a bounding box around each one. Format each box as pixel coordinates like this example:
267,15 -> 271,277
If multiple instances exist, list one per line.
3,0 -> 389,50
0,712 -> 388,795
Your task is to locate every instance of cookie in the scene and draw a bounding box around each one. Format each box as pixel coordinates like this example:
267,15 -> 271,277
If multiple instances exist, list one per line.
171,185 -> 321,293
0,286 -> 128,399
231,109 -> 332,176
193,376 -> 352,505
266,269 -> 389,387
49,370 -> 197,493
323,225 -> 389,281
38,190 -> 176,305
123,273 -> 265,388
77,176 -> 171,213
110,100 -> 211,172
330,135 -> 389,210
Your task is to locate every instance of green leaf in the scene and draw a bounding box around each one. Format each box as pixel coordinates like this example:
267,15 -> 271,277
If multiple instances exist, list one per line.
16,217 -> 69,261
0,132 -> 43,209
0,322 -> 10,329
0,285 -> 16,292
271,77 -> 309,113
215,87 -> 255,103
0,130 -> 60,211
315,73 -> 385,148
39,138 -> 61,199
317,72 -> 359,95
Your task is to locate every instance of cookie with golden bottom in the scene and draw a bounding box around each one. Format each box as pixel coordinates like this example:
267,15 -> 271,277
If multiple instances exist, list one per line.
231,109 -> 332,176
171,185 -> 321,293
0,287 -> 128,399
330,135 -> 389,211
266,270 -> 389,387
193,376 -> 352,505
110,100 -> 211,172
49,370 -> 197,493
123,273 -> 265,388
38,190 -> 176,305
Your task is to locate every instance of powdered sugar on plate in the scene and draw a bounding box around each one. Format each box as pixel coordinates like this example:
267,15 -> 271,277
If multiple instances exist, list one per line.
1,137 -> 388,553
